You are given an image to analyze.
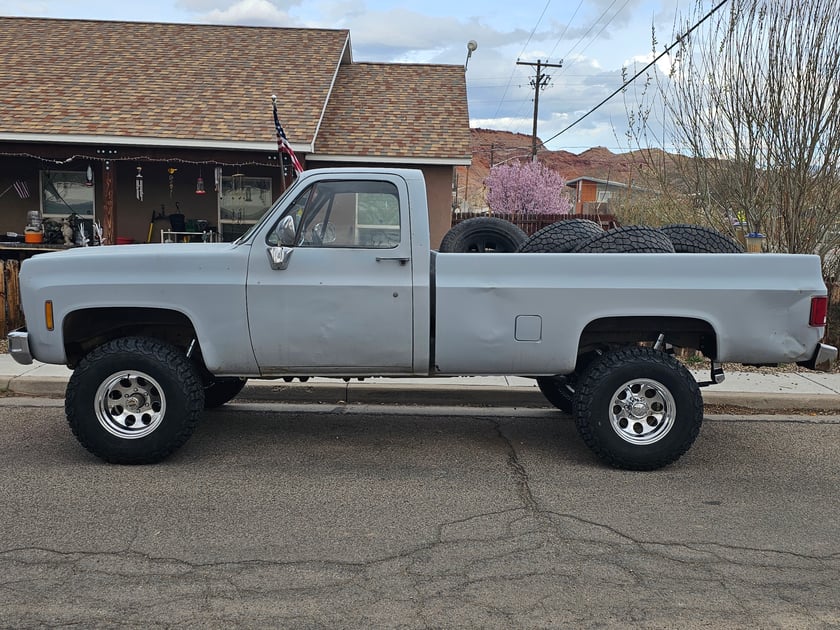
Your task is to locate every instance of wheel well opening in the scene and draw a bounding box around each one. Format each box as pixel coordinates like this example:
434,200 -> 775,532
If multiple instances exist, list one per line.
62,307 -> 197,368
579,316 -> 717,360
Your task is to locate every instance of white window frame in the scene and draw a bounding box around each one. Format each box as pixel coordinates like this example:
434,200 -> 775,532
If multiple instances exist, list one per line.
40,170 -> 95,219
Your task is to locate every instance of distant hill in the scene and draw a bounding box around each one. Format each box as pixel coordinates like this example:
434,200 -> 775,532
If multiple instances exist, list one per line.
458,128 -> 662,210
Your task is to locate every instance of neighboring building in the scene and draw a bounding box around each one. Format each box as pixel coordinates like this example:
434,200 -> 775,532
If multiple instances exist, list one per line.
0,17 -> 470,247
565,177 -> 631,215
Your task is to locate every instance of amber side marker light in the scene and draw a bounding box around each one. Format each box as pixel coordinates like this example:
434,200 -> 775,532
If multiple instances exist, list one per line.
45,300 -> 54,331
810,296 -> 828,327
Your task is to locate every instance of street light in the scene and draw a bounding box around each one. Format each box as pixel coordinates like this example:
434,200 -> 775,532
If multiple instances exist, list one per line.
464,40 -> 477,70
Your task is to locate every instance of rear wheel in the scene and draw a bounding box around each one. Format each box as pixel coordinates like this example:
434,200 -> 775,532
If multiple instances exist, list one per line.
65,337 -> 204,464
573,346 -> 703,470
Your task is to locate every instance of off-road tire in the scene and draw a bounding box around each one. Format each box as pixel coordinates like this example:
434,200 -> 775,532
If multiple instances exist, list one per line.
659,224 -> 745,253
439,217 -> 528,253
536,375 -> 576,413
573,346 -> 703,470
517,219 -> 603,253
572,225 -> 675,253
204,377 -> 248,409
65,336 -> 204,464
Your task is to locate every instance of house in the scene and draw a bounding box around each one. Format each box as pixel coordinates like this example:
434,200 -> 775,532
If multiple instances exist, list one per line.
565,177 -> 632,215
0,17 -> 471,248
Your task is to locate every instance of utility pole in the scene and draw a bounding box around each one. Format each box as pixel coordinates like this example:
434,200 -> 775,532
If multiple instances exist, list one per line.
516,59 -> 563,159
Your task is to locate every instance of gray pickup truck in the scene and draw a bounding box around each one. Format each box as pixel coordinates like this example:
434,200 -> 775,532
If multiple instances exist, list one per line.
8,167 -> 837,469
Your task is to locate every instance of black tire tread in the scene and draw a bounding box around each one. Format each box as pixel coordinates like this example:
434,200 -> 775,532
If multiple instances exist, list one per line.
659,224 -> 744,253
517,219 -> 603,253
66,336 -> 204,464
573,346 -> 703,470
439,217 -> 528,253
572,225 -> 675,253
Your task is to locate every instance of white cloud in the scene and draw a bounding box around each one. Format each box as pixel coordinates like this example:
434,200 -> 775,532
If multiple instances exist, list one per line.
199,0 -> 295,25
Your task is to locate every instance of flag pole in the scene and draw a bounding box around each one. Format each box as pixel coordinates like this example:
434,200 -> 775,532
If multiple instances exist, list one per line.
272,95 -> 287,194
0,183 -> 14,200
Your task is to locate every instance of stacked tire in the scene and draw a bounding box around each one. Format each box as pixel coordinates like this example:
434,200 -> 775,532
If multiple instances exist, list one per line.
439,217 -> 743,256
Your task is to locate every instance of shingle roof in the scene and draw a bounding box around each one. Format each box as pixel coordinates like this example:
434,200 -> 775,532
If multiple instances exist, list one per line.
0,17 -> 349,147
315,63 -> 471,161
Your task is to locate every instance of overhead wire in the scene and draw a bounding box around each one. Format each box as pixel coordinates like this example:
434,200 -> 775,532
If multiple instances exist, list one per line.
492,0 -> 552,118
540,0 -> 730,149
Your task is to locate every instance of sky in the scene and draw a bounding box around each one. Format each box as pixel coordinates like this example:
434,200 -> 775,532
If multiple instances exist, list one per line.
0,0 -> 692,155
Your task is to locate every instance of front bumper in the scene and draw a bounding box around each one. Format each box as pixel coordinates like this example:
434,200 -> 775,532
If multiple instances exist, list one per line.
7,329 -> 33,365
797,343 -> 838,372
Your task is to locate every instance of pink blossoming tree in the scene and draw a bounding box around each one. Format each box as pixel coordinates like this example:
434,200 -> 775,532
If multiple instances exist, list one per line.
485,160 -> 572,215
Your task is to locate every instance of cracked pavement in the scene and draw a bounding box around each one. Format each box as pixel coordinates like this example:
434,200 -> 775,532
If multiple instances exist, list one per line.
0,399 -> 838,628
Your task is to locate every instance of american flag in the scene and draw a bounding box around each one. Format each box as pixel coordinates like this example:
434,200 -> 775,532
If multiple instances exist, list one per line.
272,96 -> 303,175
13,180 -> 29,198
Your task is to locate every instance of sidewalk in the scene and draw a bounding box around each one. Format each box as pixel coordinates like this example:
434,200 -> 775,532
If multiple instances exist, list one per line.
1,354 -> 839,411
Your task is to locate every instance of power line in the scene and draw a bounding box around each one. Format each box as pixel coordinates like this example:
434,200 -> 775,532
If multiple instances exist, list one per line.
492,0 -> 552,118
545,0 -> 585,62
558,0 -> 620,65
541,0 -> 730,149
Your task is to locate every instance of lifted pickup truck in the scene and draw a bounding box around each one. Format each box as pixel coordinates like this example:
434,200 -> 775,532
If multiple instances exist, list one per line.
8,168 -> 837,469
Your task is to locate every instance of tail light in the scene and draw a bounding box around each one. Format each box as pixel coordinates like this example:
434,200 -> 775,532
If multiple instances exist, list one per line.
810,296 -> 828,327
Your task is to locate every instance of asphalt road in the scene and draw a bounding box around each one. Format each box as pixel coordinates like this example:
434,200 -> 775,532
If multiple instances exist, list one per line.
1,397 -> 839,629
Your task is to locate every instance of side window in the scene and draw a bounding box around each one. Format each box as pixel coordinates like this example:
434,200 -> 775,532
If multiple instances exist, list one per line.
270,180 -> 401,249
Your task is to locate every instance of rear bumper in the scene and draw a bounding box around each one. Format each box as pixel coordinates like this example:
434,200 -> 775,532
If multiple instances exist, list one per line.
7,329 -> 33,365
797,343 -> 838,372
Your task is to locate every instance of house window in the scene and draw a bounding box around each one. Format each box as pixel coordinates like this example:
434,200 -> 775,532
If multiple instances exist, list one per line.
596,186 -> 614,203
218,175 -> 273,241
40,170 -> 95,218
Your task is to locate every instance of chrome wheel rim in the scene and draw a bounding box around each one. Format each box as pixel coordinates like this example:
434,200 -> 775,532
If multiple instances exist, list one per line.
608,378 -> 675,445
95,370 -> 166,439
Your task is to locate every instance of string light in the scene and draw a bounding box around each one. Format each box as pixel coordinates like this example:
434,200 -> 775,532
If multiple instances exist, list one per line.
0,150 -> 282,168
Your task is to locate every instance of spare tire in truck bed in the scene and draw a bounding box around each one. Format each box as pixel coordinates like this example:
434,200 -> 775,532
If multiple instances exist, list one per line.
438,217 -> 528,253
517,218 -> 604,253
659,224 -> 745,253
572,225 -> 675,253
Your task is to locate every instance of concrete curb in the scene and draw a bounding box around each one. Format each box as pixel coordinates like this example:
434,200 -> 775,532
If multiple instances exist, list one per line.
3,379 -> 840,412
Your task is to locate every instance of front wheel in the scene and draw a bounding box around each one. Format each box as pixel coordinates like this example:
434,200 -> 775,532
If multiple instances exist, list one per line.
573,347 -> 703,470
65,337 -> 204,464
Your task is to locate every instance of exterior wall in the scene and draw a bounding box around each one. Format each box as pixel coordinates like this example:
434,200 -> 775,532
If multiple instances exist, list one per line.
575,181 -> 599,214
420,165 -> 455,249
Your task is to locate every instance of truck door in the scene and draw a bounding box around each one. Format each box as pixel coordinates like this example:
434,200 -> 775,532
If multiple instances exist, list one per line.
245,177 -> 414,374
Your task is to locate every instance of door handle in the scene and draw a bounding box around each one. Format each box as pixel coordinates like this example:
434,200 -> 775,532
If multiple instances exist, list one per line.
376,256 -> 410,266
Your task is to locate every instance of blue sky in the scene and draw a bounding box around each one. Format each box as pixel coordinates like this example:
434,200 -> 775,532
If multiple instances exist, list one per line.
0,0 -> 689,153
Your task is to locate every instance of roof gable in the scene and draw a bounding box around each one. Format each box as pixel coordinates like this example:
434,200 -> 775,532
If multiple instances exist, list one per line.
314,63 -> 471,163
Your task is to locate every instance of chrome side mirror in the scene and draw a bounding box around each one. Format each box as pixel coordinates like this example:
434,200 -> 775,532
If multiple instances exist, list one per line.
267,246 -> 294,270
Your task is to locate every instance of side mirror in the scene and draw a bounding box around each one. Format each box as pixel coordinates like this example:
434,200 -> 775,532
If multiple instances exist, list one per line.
275,215 -> 297,246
